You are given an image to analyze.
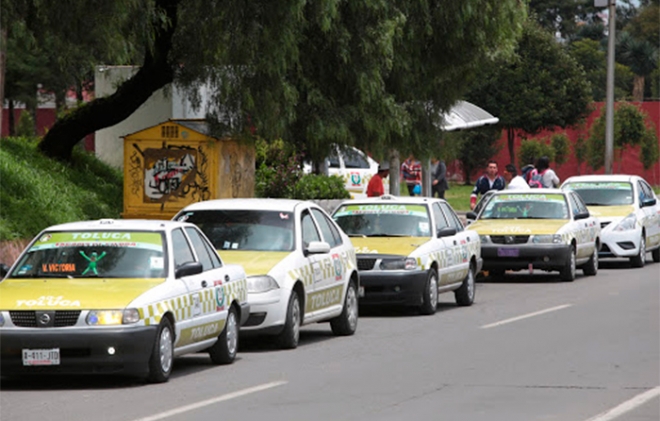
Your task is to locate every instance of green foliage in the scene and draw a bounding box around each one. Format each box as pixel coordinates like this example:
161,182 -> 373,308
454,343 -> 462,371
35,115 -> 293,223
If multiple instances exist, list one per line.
454,126 -> 502,185
0,137 -> 123,241
15,111 -> 36,137
574,135 -> 588,175
640,122 -> 659,170
550,133 -> 570,167
291,175 -> 350,200
518,139 -> 555,168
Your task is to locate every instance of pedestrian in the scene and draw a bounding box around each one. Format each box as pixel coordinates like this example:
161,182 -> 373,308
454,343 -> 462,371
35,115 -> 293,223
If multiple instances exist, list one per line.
535,156 -> 560,188
367,162 -> 389,197
401,154 -> 422,196
503,164 -> 530,190
520,158 -> 536,184
470,160 -> 505,210
431,158 -> 449,199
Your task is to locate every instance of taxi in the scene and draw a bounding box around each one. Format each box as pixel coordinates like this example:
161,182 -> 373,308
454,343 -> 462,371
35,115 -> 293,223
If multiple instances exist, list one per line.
174,199 -> 359,349
562,175 -> 660,267
0,219 -> 249,382
466,190 -> 601,281
332,195 -> 482,315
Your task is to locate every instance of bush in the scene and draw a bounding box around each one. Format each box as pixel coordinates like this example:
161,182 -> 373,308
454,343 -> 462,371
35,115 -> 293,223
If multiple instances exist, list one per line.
550,133 -> 570,167
518,139 -> 554,167
291,174 -> 350,200
16,111 -> 36,137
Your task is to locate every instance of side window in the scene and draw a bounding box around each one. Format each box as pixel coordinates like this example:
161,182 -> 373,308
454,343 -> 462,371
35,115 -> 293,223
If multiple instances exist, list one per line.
185,227 -> 218,271
171,228 -> 195,268
301,210 -> 321,247
440,203 -> 464,232
433,203 -> 450,231
568,193 -> 582,217
311,209 -> 342,248
326,150 -> 340,169
574,193 -> 589,214
342,149 -> 370,169
639,180 -> 654,202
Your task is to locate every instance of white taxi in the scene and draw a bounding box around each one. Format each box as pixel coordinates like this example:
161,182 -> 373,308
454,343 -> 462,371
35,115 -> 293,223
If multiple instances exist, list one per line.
466,190 -> 601,281
174,199 -> 359,349
332,195 -> 482,314
0,219 -> 248,382
562,175 -> 660,267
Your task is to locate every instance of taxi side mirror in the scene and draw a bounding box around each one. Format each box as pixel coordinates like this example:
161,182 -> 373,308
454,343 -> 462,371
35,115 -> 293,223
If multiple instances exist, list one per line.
641,197 -> 657,208
437,227 -> 457,238
175,261 -> 203,278
0,263 -> 9,278
305,241 -> 331,256
574,211 -> 590,220
466,212 -> 477,221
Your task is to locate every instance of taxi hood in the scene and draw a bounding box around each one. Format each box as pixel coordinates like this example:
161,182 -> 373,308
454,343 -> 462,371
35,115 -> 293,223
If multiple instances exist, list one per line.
469,219 -> 568,235
218,251 -> 290,276
0,278 -> 165,310
350,237 -> 429,255
586,205 -> 634,220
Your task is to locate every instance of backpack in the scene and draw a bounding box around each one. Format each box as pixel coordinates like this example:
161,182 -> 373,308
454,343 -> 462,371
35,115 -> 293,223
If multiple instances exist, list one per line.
528,169 -> 545,188
521,165 -> 534,183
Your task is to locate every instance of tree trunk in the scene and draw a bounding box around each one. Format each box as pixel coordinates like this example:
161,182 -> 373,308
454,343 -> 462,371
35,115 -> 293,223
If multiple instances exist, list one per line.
632,75 -> 644,102
8,99 -> 14,136
507,126 -> 515,166
0,28 -> 6,138
463,163 -> 471,185
38,0 -> 180,161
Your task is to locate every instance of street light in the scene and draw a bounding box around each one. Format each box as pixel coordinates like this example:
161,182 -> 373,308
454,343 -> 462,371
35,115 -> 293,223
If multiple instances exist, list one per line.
595,0 -> 616,174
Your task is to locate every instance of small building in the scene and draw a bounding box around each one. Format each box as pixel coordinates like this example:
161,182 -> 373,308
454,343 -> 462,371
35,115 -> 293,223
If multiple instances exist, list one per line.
122,119 -> 254,220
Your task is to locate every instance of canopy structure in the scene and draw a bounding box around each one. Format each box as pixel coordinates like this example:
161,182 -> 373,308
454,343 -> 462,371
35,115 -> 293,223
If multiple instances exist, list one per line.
440,100 -> 499,131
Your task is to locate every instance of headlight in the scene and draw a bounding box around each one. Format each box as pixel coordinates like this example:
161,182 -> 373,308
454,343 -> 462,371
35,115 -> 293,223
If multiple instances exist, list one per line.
0,312 -> 4,327
479,235 -> 491,244
86,309 -> 140,325
532,234 -> 563,244
247,275 -> 279,293
380,257 -> 418,270
613,214 -> 637,232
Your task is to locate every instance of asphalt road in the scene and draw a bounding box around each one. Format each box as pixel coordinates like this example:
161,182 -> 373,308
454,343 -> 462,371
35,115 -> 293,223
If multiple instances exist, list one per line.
2,259 -> 658,421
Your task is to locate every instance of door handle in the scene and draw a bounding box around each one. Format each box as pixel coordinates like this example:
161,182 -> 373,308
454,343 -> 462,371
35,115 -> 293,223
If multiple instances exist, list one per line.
201,280 -> 207,288
453,240 -> 458,246
225,275 -> 230,282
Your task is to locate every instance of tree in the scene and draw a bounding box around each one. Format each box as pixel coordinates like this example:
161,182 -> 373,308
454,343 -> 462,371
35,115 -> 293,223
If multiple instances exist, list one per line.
616,31 -> 658,101
465,19 -> 592,166
453,126 -> 502,185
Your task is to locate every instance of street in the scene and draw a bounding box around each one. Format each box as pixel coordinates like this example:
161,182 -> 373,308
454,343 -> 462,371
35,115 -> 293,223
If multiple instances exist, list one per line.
1,260 -> 658,421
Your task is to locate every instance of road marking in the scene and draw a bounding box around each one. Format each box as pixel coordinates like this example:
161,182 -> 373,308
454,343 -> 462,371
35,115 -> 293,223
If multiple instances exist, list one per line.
480,304 -> 572,329
585,386 -> 660,421
132,380 -> 287,421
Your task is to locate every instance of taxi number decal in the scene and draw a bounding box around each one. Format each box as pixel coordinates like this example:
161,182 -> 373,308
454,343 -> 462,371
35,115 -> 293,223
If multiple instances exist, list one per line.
307,285 -> 343,312
41,263 -> 76,273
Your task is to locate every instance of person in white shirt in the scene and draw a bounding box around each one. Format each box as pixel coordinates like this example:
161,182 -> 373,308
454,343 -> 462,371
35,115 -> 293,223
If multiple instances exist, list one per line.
503,164 -> 531,190
535,156 -> 560,188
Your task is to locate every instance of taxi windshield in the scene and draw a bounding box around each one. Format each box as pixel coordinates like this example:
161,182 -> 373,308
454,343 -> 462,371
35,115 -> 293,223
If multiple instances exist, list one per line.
563,182 -> 633,206
481,194 -> 569,220
176,210 -> 295,252
10,231 -> 166,279
333,204 -> 431,237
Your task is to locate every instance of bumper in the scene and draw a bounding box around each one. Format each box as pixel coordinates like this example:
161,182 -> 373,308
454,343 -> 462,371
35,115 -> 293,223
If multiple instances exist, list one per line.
481,243 -> 572,271
0,325 -> 158,376
240,288 -> 288,335
600,228 -> 641,258
358,269 -> 428,306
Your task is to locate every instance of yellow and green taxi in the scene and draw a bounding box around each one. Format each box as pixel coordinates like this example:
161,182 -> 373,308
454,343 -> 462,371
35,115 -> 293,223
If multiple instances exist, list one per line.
174,199 -> 359,349
466,189 -> 601,281
332,196 -> 482,315
562,175 -> 660,267
0,219 -> 248,382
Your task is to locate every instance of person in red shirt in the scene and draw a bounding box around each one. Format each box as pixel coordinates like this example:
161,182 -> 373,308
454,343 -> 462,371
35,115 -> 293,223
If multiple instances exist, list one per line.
367,162 -> 389,197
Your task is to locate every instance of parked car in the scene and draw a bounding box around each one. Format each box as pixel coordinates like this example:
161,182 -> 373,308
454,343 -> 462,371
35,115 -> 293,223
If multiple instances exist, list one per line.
174,199 -> 359,349
466,190 -> 601,281
331,195 -> 481,314
303,145 -> 389,199
0,219 -> 248,382
561,175 -> 660,266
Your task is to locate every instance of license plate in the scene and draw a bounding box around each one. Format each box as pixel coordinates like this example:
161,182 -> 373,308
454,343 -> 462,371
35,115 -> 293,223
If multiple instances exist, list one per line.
358,286 -> 365,297
22,348 -> 60,366
497,248 -> 519,257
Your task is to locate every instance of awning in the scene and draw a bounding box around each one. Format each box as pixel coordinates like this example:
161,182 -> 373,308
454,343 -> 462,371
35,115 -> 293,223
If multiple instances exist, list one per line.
440,100 -> 499,131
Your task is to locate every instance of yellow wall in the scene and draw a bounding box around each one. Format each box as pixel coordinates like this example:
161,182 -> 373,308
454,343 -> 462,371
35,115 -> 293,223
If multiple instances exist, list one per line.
123,121 -> 254,220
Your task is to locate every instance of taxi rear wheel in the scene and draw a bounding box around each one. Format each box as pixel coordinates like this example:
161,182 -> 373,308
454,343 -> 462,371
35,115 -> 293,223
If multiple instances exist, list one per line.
330,281 -> 358,336
147,318 -> 174,383
582,246 -> 598,276
652,247 -> 660,263
209,305 -> 238,365
419,268 -> 438,315
276,291 -> 301,349
560,245 -> 576,282
455,263 -> 476,306
630,234 -> 646,268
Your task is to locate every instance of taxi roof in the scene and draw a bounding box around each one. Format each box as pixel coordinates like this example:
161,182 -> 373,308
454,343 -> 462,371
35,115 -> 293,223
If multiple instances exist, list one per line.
491,188 -> 567,195
43,219 -> 190,232
180,198 -> 309,213
563,174 -> 637,184
340,195 -> 445,206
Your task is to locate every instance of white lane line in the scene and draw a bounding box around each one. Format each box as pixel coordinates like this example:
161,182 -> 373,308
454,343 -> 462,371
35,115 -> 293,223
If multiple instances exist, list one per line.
480,304 -> 572,329
585,386 -> 660,421
132,380 -> 287,421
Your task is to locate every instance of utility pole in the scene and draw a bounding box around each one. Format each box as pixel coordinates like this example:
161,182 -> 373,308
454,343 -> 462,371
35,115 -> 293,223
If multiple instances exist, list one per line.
596,0 -> 616,174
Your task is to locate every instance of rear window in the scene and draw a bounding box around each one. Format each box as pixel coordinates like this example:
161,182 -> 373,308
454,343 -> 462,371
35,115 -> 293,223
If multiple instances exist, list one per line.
563,182 -> 633,206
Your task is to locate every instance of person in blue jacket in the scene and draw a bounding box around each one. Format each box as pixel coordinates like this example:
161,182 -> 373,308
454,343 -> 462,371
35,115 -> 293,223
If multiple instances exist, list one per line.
470,160 -> 505,210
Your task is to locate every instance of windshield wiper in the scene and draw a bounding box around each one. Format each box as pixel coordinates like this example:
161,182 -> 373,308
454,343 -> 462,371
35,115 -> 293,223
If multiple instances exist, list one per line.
347,233 -> 366,238
366,233 -> 409,237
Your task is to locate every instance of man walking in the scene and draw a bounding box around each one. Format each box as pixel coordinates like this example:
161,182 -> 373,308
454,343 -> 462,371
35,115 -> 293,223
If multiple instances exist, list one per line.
431,158 -> 449,199
367,162 -> 390,197
470,160 -> 505,210
401,154 -> 421,196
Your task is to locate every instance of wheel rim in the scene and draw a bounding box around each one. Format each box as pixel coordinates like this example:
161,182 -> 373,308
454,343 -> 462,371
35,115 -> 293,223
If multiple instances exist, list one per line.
429,274 -> 438,308
593,248 -> 598,271
640,237 -> 646,264
346,285 -> 358,330
226,311 -> 238,356
159,326 -> 173,373
292,295 -> 301,343
569,249 -> 576,279
467,268 -> 475,300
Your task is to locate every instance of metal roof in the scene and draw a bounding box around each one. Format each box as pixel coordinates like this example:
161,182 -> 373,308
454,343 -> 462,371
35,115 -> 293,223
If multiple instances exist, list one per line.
440,100 -> 499,131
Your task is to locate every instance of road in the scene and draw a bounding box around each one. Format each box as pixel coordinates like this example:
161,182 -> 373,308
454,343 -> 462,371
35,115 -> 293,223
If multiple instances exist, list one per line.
2,259 -> 658,421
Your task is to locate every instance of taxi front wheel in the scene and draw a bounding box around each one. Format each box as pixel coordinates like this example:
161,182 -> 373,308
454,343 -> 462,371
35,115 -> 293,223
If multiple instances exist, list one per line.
147,318 -> 174,383
652,247 -> 660,263
276,291 -> 301,350
630,234 -> 646,268
209,305 -> 238,364
455,263 -> 476,306
419,268 -> 438,315
560,246 -> 576,282
330,281 -> 358,336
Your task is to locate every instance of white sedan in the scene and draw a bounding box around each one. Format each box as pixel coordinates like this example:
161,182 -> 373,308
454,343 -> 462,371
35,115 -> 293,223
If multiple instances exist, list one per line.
562,174 -> 660,266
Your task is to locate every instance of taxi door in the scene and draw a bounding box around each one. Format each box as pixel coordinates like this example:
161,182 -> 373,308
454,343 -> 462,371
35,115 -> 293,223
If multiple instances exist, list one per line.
568,192 -> 596,259
638,180 -> 660,249
300,210 -> 329,318
438,202 -> 471,284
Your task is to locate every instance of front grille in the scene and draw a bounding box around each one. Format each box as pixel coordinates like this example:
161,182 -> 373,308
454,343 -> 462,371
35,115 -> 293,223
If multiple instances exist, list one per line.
357,258 -> 376,271
490,235 -> 530,244
601,222 -> 610,229
9,311 -> 81,327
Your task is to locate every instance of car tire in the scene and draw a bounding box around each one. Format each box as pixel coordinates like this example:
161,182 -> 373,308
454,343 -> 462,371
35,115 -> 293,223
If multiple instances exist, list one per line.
560,245 -> 576,282
582,246 -> 598,276
209,305 -> 238,365
454,263 -> 476,306
276,291 -> 301,349
630,234 -> 646,268
419,268 -> 438,315
652,247 -> 660,263
330,281 -> 358,336
147,318 -> 174,383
